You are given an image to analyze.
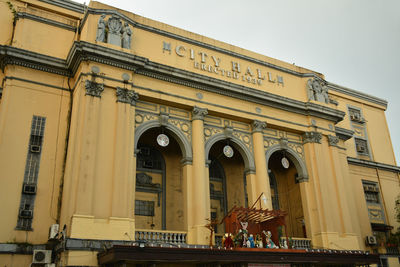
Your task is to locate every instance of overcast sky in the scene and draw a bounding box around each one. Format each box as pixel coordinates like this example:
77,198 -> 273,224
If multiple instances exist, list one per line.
76,0 -> 400,165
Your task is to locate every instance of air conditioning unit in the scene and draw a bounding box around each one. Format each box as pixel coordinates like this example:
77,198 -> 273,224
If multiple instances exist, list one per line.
22,183 -> 37,194
32,249 -> 52,264
366,235 -> 377,246
30,144 -> 41,153
49,224 -> 59,240
19,209 -> 33,219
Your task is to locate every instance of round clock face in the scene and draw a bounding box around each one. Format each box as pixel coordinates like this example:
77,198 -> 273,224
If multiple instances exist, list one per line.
157,134 -> 169,147
281,157 -> 289,169
223,145 -> 234,158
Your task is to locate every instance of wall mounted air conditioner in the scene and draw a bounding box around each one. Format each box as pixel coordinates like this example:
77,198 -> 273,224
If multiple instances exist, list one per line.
49,224 -> 59,240
32,249 -> 52,264
366,235 -> 377,246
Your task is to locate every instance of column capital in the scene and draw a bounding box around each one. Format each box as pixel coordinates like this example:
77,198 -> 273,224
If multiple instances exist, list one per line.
192,106 -> 208,121
252,120 -> 267,133
328,135 -> 339,147
116,87 -> 139,106
302,131 -> 322,144
85,80 -> 104,97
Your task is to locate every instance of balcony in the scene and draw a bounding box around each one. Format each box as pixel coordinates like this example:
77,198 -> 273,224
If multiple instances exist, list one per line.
280,237 -> 312,249
135,229 -> 187,245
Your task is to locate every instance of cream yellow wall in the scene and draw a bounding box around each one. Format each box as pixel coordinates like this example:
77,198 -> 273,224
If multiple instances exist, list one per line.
0,0 -> 15,45
4,3 -> 80,59
332,91 -> 395,165
363,107 -> 396,165
0,254 -> 32,267
348,164 -> 400,250
0,66 -> 70,243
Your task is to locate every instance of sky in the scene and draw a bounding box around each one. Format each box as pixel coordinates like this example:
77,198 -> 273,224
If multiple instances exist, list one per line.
75,0 -> 400,165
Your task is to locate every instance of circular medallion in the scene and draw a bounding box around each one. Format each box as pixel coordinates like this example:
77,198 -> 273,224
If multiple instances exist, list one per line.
157,134 -> 169,147
223,145 -> 234,158
281,157 -> 289,169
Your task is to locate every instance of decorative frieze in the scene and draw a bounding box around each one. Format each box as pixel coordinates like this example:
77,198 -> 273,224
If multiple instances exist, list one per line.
348,107 -> 364,123
302,131 -> 322,144
85,80 -> 104,97
192,106 -> 208,121
355,138 -> 369,155
116,87 -> 138,105
327,135 -> 339,147
252,120 -> 267,133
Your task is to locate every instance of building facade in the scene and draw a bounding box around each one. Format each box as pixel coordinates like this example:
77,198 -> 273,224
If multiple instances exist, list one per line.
0,0 -> 399,266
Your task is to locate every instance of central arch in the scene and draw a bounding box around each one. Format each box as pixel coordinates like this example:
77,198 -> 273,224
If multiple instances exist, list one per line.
205,133 -> 255,173
135,119 -> 192,162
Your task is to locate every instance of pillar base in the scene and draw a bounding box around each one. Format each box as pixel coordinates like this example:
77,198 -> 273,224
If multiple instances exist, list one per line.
187,224 -> 211,245
70,214 -> 135,241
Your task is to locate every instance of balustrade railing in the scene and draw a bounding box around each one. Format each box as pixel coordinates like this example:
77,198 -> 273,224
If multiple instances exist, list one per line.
386,246 -> 400,255
214,234 -> 224,247
135,229 -> 187,244
280,237 -> 312,249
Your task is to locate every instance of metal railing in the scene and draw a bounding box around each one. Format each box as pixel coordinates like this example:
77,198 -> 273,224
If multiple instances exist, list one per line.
135,229 -> 187,244
280,237 -> 312,249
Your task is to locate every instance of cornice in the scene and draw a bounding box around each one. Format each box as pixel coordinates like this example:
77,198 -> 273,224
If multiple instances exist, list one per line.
0,41 -> 345,124
0,45 -> 69,76
327,82 -> 387,109
66,41 -> 148,75
38,0 -> 85,14
16,12 -> 77,32
335,126 -> 354,141
347,157 -> 400,173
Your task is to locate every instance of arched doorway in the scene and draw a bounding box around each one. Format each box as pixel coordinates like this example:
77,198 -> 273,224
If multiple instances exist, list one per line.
208,140 -> 247,234
268,150 -> 306,238
135,127 -> 185,231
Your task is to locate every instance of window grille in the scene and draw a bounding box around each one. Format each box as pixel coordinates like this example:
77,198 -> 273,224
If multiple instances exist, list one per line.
16,116 -> 46,230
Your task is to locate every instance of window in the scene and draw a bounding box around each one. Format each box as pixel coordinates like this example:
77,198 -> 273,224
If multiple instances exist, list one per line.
16,116 -> 46,230
135,200 -> 155,216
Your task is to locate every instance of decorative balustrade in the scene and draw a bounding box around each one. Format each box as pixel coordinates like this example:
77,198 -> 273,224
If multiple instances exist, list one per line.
280,237 -> 312,249
386,246 -> 400,255
214,234 -> 224,247
135,229 -> 187,244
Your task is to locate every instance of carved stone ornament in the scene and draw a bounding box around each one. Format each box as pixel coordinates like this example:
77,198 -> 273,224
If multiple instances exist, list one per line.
328,135 -> 339,147
302,131 -> 322,144
85,80 -> 104,97
252,120 -> 267,133
107,15 -> 122,46
279,137 -> 289,148
192,106 -> 208,120
116,87 -> 138,106
96,14 -> 106,42
159,112 -> 169,126
307,78 -> 329,104
224,126 -> 234,138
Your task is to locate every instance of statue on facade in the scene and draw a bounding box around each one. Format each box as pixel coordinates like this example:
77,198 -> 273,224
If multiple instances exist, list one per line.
96,14 -> 106,42
307,78 -> 329,104
122,22 -> 132,49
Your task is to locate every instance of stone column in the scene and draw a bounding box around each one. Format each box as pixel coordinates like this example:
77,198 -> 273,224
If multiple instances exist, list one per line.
75,80 -> 104,215
251,120 -> 272,210
111,88 -> 138,217
187,106 -> 209,245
